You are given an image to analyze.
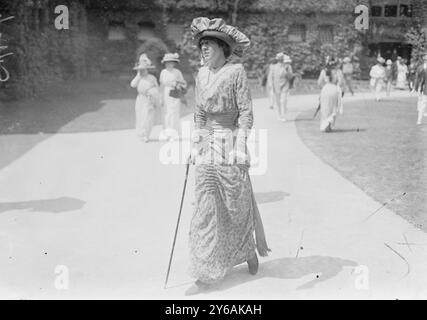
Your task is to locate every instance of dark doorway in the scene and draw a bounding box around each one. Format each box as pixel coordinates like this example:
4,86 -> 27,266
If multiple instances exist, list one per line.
368,42 -> 412,62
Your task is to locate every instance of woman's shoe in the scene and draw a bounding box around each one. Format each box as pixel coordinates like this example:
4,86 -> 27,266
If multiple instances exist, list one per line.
247,254 -> 259,275
184,280 -> 210,296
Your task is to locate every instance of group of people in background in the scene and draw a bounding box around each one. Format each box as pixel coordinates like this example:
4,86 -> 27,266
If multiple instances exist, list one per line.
369,53 -> 427,124
264,51 -> 427,130
369,55 -> 413,102
130,53 -> 187,142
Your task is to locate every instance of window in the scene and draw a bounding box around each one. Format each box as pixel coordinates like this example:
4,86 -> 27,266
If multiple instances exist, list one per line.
400,4 -> 413,17
288,24 -> 306,42
371,6 -> 382,16
384,5 -> 398,17
108,21 -> 126,41
319,25 -> 334,43
137,21 -> 156,41
166,23 -> 184,44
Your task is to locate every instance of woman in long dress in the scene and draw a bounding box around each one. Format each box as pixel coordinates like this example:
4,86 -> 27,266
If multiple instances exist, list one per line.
319,68 -> 343,132
186,17 -> 270,295
384,59 -> 394,97
370,57 -> 385,101
396,57 -> 408,90
130,54 -> 159,142
159,53 -> 187,141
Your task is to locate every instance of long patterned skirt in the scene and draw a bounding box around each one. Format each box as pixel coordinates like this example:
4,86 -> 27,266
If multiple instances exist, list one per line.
189,163 -> 258,284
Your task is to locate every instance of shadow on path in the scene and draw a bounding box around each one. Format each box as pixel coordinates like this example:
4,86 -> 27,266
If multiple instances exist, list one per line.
0,197 -> 85,214
212,255 -> 357,292
254,191 -> 290,204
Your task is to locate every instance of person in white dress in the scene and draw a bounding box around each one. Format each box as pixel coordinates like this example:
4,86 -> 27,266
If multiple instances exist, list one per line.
414,52 -> 427,125
266,56 -> 278,110
395,57 -> 408,89
268,53 -> 293,121
370,57 -> 385,101
319,68 -> 343,132
130,54 -> 160,142
159,53 -> 187,141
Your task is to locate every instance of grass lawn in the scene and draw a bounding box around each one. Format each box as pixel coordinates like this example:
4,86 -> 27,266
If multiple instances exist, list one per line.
295,96 -> 427,231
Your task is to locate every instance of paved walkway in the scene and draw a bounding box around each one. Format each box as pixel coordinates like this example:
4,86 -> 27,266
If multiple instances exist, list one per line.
0,91 -> 426,299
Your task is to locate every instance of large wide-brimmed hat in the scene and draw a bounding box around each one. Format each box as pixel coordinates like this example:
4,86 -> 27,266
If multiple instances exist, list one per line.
377,56 -> 385,64
162,53 -> 180,63
133,54 -> 155,70
191,17 -> 250,57
283,55 -> 292,64
276,52 -> 285,60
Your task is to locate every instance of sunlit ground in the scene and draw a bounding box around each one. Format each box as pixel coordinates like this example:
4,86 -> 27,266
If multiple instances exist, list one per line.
296,96 -> 427,231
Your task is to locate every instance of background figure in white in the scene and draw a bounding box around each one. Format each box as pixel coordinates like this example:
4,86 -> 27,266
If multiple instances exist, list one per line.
130,54 -> 159,142
270,53 -> 293,122
384,59 -> 394,97
370,57 -> 385,101
320,68 -> 343,132
395,57 -> 408,90
159,53 -> 187,141
342,57 -> 354,96
414,53 -> 427,125
266,56 -> 278,110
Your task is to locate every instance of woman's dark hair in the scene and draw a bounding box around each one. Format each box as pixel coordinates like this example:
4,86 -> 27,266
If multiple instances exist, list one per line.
199,36 -> 232,58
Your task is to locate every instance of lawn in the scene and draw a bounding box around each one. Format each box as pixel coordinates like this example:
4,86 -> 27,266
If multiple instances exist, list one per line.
295,96 -> 427,231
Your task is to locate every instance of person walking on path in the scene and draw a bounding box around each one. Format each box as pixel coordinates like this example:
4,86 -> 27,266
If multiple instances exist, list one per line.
408,61 -> 417,91
370,57 -> 386,102
159,53 -> 187,141
186,16 -> 270,295
384,59 -> 394,97
266,57 -> 278,109
318,57 -> 344,92
130,54 -> 159,142
342,57 -> 354,96
414,52 -> 427,125
269,53 -> 293,122
319,68 -> 343,132
395,56 -> 408,90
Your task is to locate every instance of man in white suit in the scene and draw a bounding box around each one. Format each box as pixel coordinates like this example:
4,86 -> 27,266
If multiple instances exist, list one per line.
267,52 -> 293,122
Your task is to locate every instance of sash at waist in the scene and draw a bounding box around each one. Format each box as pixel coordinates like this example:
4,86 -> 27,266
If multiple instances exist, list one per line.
205,112 -> 238,131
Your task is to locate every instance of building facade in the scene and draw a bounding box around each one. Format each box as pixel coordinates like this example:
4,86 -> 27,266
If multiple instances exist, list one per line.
1,0 -> 423,99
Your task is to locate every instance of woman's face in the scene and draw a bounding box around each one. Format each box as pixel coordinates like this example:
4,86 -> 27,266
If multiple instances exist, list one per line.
200,38 -> 223,64
165,62 -> 175,70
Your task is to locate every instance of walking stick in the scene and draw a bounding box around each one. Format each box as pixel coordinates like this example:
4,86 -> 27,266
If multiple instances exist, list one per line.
164,158 -> 191,289
312,103 -> 321,119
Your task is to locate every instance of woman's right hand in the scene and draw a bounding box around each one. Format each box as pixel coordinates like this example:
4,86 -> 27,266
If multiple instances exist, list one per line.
188,147 -> 200,165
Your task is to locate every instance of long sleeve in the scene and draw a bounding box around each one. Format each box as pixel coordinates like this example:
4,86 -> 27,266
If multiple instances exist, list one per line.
369,66 -> 375,78
130,74 -> 140,88
318,69 -> 326,87
194,74 -> 207,130
234,66 -> 253,157
414,66 -> 424,93
266,65 -> 273,89
235,66 -> 253,130
176,69 -> 187,87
